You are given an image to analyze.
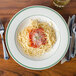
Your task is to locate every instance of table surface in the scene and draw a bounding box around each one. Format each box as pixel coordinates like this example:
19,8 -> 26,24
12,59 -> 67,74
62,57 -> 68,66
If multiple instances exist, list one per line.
0,0 -> 76,76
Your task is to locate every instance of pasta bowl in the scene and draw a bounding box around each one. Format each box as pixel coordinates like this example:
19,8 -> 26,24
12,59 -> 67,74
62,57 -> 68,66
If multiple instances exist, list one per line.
5,5 -> 70,70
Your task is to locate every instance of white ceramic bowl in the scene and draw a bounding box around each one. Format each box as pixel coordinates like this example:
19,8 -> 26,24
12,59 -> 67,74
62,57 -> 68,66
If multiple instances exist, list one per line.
6,5 -> 70,70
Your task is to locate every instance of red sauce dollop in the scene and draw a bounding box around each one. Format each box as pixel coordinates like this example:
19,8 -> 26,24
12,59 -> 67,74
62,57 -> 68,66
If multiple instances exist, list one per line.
29,28 -> 47,48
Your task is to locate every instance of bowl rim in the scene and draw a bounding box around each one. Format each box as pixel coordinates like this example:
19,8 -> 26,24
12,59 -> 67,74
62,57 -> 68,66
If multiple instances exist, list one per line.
5,5 -> 70,70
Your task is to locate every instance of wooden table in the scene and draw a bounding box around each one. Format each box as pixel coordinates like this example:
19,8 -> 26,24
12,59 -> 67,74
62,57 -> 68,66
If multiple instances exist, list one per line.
0,0 -> 76,76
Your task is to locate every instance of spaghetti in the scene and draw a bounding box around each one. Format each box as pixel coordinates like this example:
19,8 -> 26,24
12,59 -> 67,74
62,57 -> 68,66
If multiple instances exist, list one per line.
17,19 -> 56,56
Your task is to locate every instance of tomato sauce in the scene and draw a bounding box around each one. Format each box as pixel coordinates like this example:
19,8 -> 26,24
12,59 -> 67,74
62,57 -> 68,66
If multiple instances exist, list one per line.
29,28 -> 47,48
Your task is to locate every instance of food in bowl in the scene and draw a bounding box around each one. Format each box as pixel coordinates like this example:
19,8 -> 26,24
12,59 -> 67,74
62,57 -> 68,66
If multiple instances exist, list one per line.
17,19 -> 56,56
